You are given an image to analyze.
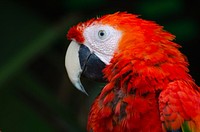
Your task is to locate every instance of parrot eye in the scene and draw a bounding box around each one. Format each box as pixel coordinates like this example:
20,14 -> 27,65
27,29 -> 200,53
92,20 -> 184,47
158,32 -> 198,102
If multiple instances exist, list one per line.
83,24 -> 122,64
98,30 -> 107,40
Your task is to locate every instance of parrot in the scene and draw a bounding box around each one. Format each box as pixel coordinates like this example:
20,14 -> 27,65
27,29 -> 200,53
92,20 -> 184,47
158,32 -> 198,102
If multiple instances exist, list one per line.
65,12 -> 200,132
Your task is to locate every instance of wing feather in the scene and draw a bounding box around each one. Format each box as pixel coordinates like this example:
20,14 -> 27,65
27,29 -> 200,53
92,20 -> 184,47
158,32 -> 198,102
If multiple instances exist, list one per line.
159,80 -> 200,132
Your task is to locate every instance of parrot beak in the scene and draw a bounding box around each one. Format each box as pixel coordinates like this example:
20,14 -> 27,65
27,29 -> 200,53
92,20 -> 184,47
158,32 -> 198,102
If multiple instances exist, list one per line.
65,41 -> 106,95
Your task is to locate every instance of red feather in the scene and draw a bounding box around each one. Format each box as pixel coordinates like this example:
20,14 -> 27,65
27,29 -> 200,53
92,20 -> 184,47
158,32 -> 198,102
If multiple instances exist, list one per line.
68,12 -> 200,132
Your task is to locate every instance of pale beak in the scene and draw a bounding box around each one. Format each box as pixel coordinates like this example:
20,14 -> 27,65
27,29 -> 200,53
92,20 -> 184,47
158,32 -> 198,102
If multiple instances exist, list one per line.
65,41 -> 88,95
65,41 -> 106,95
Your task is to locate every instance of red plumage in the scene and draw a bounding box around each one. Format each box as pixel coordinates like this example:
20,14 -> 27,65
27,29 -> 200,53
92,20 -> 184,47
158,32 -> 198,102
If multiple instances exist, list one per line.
67,12 -> 200,132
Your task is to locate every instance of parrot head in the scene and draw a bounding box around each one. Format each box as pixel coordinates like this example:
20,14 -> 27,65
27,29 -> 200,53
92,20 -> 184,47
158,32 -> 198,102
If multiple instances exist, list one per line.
65,12 -> 200,132
65,12 -> 179,95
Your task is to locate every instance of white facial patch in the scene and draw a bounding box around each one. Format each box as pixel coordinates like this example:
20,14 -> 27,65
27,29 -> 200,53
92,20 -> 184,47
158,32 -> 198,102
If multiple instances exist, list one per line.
83,24 -> 122,64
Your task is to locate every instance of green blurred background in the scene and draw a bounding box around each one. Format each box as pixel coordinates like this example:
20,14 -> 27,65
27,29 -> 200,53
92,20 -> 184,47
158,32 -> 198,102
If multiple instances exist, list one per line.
0,0 -> 199,131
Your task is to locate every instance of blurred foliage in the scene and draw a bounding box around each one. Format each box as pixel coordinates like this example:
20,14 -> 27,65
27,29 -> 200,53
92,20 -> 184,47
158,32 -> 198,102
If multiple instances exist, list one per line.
0,0 -> 199,131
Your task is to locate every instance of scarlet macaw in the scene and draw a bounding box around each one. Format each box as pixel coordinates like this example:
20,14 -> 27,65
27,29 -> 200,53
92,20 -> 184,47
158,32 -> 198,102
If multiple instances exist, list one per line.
65,12 -> 200,132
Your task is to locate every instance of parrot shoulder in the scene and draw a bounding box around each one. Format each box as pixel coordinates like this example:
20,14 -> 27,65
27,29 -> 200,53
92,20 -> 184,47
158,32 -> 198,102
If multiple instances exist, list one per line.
159,80 -> 200,132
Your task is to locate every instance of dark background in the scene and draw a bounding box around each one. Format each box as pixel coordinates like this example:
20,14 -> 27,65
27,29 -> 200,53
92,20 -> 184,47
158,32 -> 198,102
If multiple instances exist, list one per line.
0,0 -> 199,131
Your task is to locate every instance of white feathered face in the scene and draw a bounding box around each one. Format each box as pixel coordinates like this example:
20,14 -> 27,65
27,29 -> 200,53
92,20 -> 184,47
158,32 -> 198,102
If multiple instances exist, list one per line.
83,24 -> 122,64
65,23 -> 122,94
